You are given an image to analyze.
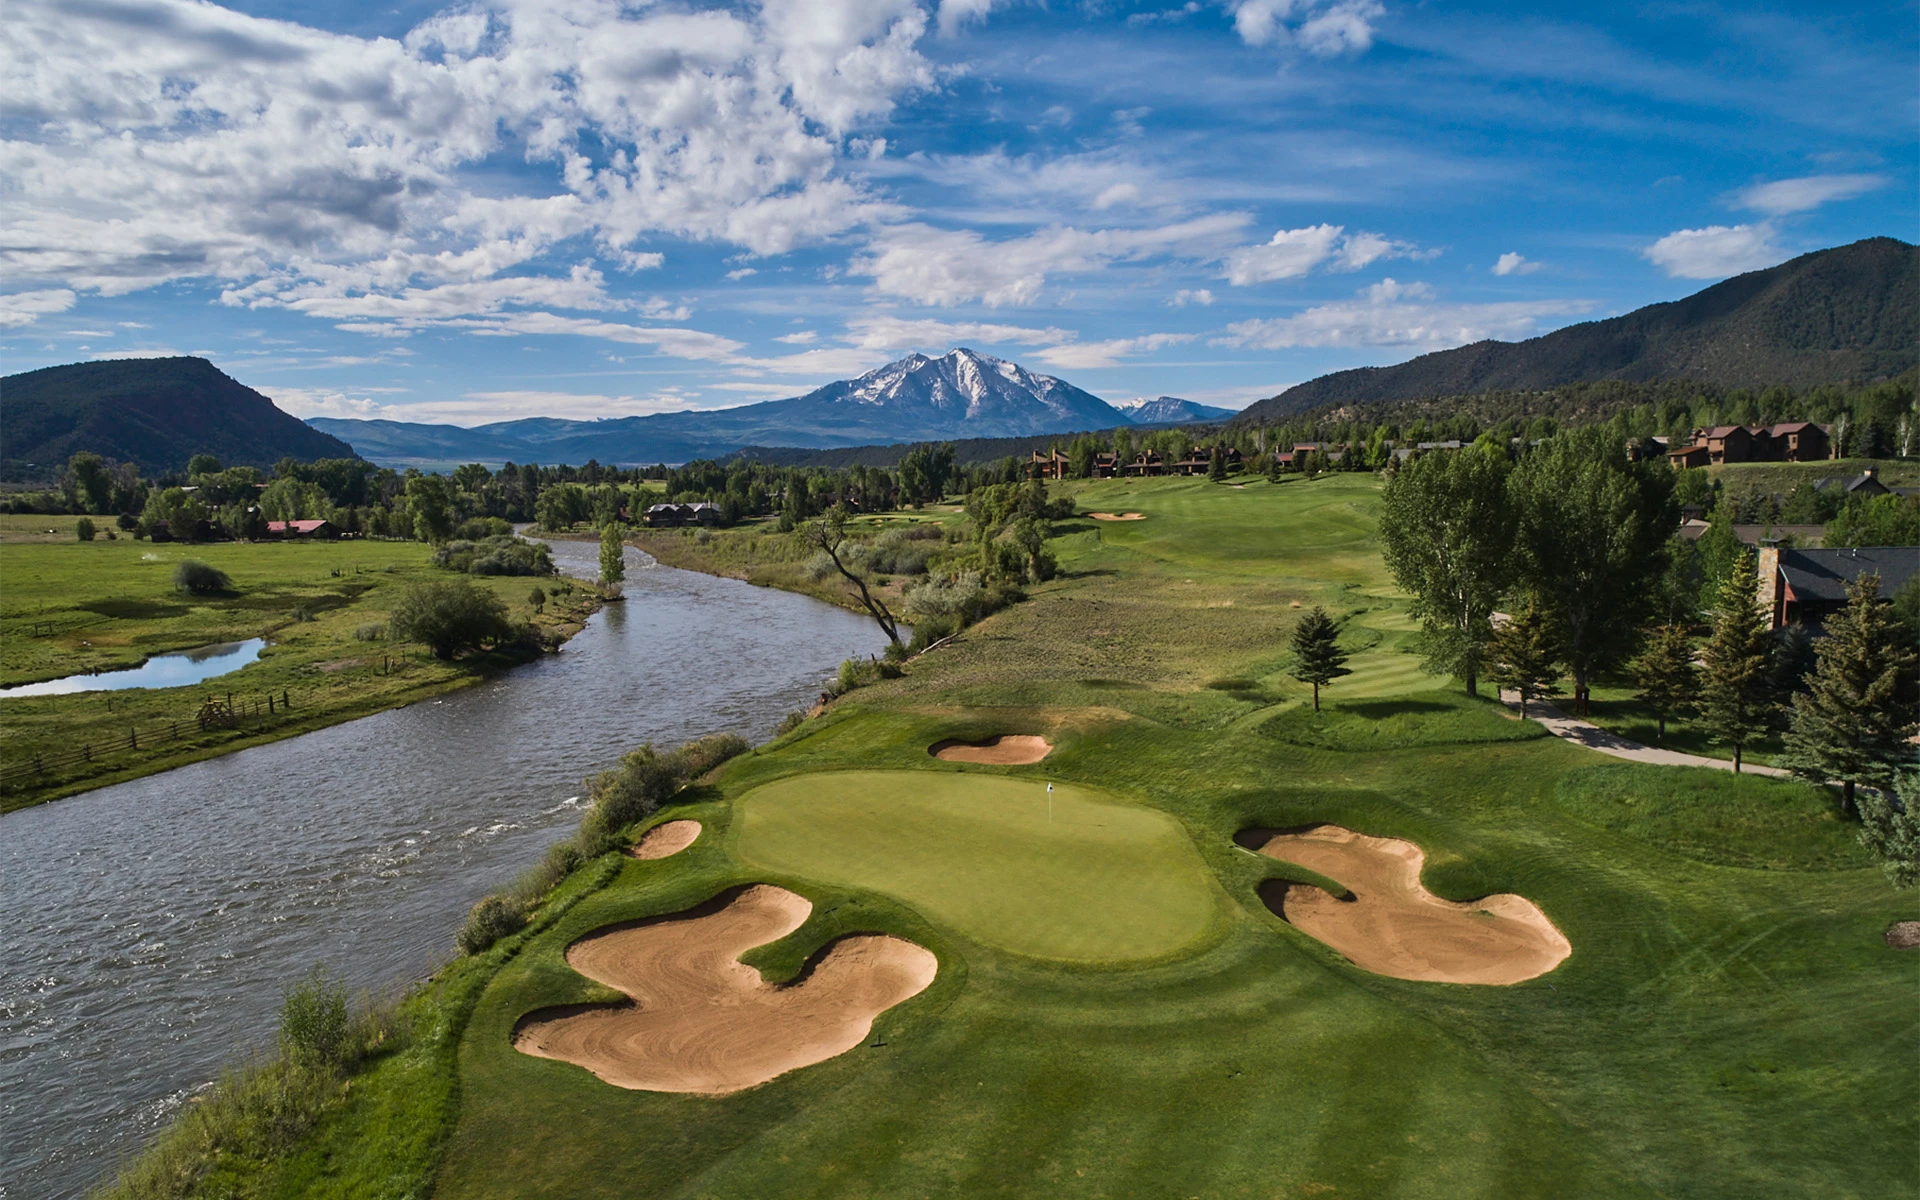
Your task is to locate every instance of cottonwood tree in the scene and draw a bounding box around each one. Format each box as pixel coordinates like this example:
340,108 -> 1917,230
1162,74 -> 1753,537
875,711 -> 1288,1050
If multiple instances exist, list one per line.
1289,606 -> 1351,711
1509,429 -> 1676,715
1779,574 -> 1920,815
1698,552 -> 1774,772
1378,442 -> 1518,696
1858,771 -> 1920,888
390,579 -> 517,660
599,523 -> 627,592
1487,600 -> 1561,720
796,504 -> 903,648
1630,622 -> 1697,741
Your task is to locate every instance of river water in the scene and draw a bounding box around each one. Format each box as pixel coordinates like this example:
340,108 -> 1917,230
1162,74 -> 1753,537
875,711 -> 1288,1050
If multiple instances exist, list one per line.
0,542 -> 888,1199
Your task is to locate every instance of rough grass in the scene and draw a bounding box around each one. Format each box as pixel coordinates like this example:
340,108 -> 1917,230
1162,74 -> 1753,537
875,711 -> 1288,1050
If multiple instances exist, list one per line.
1262,692 -> 1551,750
1554,762 -> 1870,871
733,770 -> 1220,961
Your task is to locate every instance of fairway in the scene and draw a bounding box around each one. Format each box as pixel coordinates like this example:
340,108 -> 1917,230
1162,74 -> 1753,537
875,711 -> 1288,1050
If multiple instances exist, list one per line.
735,770 -> 1218,962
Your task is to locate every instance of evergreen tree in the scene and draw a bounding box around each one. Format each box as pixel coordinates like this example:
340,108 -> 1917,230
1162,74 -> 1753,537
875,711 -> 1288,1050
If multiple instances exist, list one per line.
1265,450 -> 1282,483
1207,446 -> 1228,482
1778,574 -> 1920,814
1698,552 -> 1774,772
1487,599 -> 1562,719
599,522 -> 627,591
1858,770 -> 1920,888
1289,606 -> 1352,711
1629,622 -> 1697,741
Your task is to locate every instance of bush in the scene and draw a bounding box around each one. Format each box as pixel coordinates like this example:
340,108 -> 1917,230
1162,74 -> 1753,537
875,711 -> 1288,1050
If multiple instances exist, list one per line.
172,560 -> 232,594
577,733 -> 750,853
456,895 -> 526,955
454,516 -> 515,540
432,535 -> 554,577
388,578 -> 518,659
280,966 -> 350,1067
76,516 -> 96,541
353,622 -> 384,641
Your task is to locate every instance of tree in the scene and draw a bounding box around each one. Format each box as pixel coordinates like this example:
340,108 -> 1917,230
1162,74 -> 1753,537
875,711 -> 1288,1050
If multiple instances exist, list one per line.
1488,600 -> 1562,719
389,578 -> 518,659
1630,622 -> 1696,740
75,517 -> 96,542
1778,574 -> 1920,814
65,452 -> 113,514
1698,552 -> 1774,772
187,454 -> 223,477
1207,446 -> 1228,482
173,560 -> 232,594
1509,428 -> 1675,714
1266,450 -> 1282,483
1858,770 -> 1920,888
1378,442 -> 1518,695
599,523 -> 627,590
1288,606 -> 1351,711
406,475 -> 458,543
796,505 -> 903,647
1825,494 -> 1920,547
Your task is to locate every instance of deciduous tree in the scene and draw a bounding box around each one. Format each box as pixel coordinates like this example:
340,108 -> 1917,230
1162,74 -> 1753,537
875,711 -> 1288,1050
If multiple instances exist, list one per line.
1289,606 -> 1351,711
796,504 -> 903,647
1779,574 -> 1920,814
599,523 -> 627,591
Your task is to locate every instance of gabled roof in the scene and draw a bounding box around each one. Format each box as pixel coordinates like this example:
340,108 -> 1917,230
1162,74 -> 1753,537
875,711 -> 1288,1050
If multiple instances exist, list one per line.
1775,546 -> 1919,603
267,519 -> 332,532
1704,425 -> 1751,438
1766,421 -> 1823,436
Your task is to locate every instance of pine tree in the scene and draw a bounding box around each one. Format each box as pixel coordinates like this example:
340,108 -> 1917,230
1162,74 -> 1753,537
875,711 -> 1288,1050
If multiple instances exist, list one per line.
1289,606 -> 1352,712
1266,451 -> 1282,483
1698,551 -> 1774,772
1630,622 -> 1697,741
1779,574 -> 1920,814
1208,446 -> 1228,482
1858,770 -> 1920,888
1487,599 -> 1561,719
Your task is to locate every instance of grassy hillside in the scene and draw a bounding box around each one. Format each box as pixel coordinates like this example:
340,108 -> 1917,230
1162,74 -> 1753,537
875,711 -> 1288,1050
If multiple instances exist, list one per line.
97,472 -> 1917,1200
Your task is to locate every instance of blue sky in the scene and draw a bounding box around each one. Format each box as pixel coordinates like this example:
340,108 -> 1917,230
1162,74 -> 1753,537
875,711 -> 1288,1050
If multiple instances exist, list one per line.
2,0 -> 1912,425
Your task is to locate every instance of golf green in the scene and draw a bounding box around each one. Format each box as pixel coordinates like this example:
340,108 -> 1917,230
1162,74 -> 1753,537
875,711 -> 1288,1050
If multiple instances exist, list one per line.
735,770 -> 1217,962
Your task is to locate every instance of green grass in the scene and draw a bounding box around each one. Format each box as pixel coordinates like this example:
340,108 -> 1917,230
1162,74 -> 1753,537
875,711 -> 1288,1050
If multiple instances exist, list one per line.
0,536 -> 599,809
1554,762 -> 1870,871
734,770 -> 1220,961
1262,691 -> 1551,751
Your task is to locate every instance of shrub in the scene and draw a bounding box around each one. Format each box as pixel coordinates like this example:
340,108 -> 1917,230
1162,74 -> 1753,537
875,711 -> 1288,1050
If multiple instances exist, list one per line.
280,966 -> 350,1067
388,578 -> 518,659
432,535 -> 554,577
116,512 -> 137,532
457,895 -> 526,955
576,733 -> 750,853
775,709 -> 808,735
353,622 -> 384,641
172,560 -> 232,594
290,604 -> 317,622
454,516 -> 515,540
76,516 -> 96,541
528,585 -> 547,608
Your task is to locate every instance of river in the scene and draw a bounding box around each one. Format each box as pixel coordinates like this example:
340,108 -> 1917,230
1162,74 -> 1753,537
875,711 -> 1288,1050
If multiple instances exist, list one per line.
0,541 -> 889,1199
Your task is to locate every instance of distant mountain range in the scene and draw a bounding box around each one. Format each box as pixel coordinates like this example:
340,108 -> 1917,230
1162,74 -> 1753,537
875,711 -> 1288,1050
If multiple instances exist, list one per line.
310,349 -> 1221,469
1,357 -> 358,479
1236,236 -> 1918,423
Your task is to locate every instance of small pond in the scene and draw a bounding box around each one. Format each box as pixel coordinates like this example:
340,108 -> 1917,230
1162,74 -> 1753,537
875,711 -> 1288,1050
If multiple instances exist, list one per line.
1,638 -> 268,698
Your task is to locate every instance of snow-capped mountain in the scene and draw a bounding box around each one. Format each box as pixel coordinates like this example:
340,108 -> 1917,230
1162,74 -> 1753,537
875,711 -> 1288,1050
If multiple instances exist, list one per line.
311,349 -> 1136,467
1113,396 -> 1237,424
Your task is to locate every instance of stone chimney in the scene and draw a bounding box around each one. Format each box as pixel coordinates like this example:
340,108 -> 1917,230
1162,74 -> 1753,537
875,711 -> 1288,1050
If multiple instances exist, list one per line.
1755,546 -> 1782,629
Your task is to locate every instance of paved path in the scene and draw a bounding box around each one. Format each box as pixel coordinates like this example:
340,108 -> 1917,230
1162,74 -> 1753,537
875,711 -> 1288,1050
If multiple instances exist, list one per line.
1498,691 -> 1790,777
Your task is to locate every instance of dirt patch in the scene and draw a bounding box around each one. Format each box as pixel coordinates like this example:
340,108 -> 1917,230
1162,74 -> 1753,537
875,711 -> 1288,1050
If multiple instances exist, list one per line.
1887,921 -> 1920,950
313,657 -> 367,673
514,885 -> 936,1093
628,819 -> 701,860
1088,512 -> 1146,521
1250,825 -> 1570,985
929,735 -> 1053,764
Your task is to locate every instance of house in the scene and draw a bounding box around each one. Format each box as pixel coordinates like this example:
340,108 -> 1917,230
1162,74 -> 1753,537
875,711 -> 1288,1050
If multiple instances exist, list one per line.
1815,469 -> 1891,498
1755,545 -> 1919,629
1766,422 -> 1830,462
644,503 -> 694,527
1123,451 -> 1168,476
1027,449 -> 1070,480
1670,422 -> 1835,468
265,519 -> 340,540
1703,425 -> 1759,464
1667,442 -> 1712,469
1732,524 -> 1825,548
1091,452 -> 1120,479
687,501 -> 722,526
1172,449 -> 1213,475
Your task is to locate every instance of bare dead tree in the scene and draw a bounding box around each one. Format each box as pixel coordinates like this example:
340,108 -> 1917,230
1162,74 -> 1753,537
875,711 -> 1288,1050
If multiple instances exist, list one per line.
796,505 -> 903,647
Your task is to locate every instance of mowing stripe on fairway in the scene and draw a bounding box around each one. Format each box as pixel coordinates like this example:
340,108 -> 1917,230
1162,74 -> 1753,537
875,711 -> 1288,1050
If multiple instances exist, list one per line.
735,770 -> 1217,962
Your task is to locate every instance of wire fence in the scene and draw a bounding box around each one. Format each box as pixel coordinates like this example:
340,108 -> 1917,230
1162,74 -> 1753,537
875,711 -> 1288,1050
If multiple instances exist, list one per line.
0,689 -> 303,788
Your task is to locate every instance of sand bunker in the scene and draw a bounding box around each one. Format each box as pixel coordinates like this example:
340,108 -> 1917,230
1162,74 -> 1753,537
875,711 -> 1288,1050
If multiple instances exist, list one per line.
514,885 -> 935,1093
1088,512 -> 1146,521
1250,825 -> 1569,985
628,819 -> 701,859
929,735 -> 1054,764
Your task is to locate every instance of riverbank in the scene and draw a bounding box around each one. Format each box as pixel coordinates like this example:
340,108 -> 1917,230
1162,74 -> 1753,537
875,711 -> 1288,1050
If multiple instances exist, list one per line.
0,536 -> 602,811
91,475 -> 1917,1200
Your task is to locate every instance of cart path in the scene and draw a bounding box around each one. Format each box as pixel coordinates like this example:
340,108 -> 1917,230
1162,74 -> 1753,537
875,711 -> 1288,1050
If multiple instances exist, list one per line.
1498,691 -> 1790,777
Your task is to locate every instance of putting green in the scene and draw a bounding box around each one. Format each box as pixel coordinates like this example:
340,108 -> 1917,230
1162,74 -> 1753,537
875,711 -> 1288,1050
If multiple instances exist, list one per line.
735,771 -> 1217,962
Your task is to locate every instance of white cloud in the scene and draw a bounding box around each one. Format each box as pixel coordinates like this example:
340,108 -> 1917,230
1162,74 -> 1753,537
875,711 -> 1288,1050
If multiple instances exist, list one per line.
841,315 -> 1077,351
1737,173 -> 1886,216
1170,288 -> 1215,306
1227,0 -> 1385,56
1216,278 -> 1590,350
775,330 -> 819,343
1033,333 -> 1194,369
0,288 -> 76,327
1093,183 -> 1142,210
1492,252 -> 1541,276
1223,224 -> 1416,286
275,385 -> 742,425
725,268 -> 759,280
935,0 -> 1008,35
0,0 -> 934,316
853,214 -> 1248,306
1643,223 -> 1786,279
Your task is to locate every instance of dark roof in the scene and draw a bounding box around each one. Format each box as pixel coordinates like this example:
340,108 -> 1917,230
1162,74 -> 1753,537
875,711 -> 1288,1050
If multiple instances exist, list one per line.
1777,546 -> 1919,603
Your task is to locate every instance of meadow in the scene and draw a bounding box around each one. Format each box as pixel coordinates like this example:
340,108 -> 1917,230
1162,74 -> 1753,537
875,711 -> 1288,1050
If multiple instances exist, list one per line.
96,472 -> 1917,1199
0,527 -> 598,809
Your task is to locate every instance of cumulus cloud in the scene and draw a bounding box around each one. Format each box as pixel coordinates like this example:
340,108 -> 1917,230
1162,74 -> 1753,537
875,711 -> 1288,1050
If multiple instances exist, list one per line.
1170,288 -> 1215,306
1223,224 -> 1416,286
775,330 -> 819,344
852,214 -> 1248,306
1737,173 -> 1886,216
0,0 -> 933,314
1033,333 -> 1194,369
840,315 -> 1077,351
1492,252 -> 1541,276
0,288 -> 77,328
1216,278 -> 1590,350
1643,223 -> 1786,279
1227,0 -> 1385,56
